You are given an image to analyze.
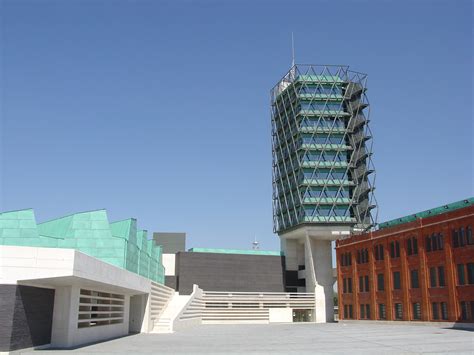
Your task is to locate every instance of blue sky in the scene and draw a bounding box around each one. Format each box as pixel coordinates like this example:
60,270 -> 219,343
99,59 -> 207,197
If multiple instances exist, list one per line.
1,0 -> 472,251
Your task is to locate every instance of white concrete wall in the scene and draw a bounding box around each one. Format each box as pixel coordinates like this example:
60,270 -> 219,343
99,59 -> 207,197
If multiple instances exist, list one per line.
162,254 -> 176,276
0,246 -> 154,349
0,246 -> 76,285
269,308 -> 293,323
51,285 -> 131,348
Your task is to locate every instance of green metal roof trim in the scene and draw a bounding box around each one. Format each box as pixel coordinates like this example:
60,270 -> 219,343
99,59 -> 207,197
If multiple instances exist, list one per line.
379,198 -> 474,230
188,248 -> 283,256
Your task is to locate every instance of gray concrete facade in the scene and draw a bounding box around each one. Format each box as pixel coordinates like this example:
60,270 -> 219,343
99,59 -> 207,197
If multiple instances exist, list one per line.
174,252 -> 286,295
152,233 -> 186,254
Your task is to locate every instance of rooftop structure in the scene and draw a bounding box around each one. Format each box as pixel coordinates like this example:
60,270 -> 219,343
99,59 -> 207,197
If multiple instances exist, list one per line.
0,209 -> 165,283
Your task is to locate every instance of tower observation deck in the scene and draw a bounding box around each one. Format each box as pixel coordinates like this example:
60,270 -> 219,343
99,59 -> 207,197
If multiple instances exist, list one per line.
271,64 -> 377,322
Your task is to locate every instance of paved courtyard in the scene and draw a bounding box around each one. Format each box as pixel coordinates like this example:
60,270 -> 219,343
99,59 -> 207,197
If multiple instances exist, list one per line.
25,323 -> 473,354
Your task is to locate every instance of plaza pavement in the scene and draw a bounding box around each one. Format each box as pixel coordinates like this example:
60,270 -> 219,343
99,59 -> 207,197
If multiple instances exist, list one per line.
23,322 -> 473,354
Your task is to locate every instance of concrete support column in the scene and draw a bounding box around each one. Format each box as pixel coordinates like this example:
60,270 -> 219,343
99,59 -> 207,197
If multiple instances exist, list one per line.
280,225 -> 350,324
305,237 -> 334,323
51,285 -> 80,348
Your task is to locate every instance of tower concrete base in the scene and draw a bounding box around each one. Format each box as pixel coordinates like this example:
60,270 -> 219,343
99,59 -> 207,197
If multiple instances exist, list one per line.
280,225 -> 351,323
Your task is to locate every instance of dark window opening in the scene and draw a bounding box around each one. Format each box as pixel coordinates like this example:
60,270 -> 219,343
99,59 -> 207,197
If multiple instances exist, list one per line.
441,302 -> 448,320
413,303 -> 421,320
467,263 -> 474,284
457,264 -> 466,285
438,266 -> 445,287
411,269 -> 419,289
393,271 -> 401,289
377,273 -> 384,291
432,302 -> 439,320
430,267 -> 437,288
395,303 -> 403,320
379,304 -> 386,320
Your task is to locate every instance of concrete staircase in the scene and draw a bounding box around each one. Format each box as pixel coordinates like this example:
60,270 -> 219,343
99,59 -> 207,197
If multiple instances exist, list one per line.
151,293 -> 191,333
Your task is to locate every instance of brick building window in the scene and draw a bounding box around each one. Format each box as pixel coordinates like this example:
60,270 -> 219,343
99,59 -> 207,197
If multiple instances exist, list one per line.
377,273 -> 384,291
341,252 -> 352,266
452,225 -> 472,248
357,249 -> 369,264
467,263 -> 474,284
359,275 -> 369,292
393,271 -> 401,289
429,266 -> 446,288
452,229 -> 461,247
360,304 -> 370,319
457,264 -> 466,285
344,304 -> 353,319
374,244 -> 384,261
412,303 -> 421,320
430,267 -> 437,287
394,303 -> 403,320
426,233 -> 444,252
460,301 -> 469,321
406,237 -> 418,256
441,302 -> 448,320
379,304 -> 386,320
410,269 -> 419,289
438,266 -> 445,287
343,277 -> 353,294
390,241 -> 400,258
432,302 -> 439,320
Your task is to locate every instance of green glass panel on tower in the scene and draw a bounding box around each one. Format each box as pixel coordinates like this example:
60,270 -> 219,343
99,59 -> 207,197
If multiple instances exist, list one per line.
271,65 -> 377,233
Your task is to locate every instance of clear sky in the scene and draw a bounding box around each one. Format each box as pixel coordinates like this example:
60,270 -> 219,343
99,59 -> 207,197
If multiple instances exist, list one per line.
1,0 -> 472,251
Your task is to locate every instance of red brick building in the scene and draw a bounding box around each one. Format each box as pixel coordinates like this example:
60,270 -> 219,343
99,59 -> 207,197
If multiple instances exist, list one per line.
336,198 -> 474,322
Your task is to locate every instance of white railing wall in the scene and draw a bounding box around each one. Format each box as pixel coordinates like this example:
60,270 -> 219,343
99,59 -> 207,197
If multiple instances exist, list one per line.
201,291 -> 315,324
203,291 -> 315,309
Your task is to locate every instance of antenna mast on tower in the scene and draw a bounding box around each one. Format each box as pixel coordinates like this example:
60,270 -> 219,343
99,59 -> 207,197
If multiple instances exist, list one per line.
291,32 -> 295,67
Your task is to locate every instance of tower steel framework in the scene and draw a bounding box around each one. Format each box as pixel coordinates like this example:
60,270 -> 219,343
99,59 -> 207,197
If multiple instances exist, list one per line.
271,64 -> 378,234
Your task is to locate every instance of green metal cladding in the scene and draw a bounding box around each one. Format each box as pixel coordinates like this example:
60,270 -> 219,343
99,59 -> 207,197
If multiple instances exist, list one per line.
0,209 -> 165,284
271,65 -> 378,233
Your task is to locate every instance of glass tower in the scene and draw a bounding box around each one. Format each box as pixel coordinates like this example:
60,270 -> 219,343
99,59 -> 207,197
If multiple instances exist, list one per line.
271,65 -> 377,234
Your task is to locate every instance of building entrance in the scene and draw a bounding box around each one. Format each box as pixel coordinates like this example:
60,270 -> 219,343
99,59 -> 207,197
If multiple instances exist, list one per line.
293,309 -> 313,322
